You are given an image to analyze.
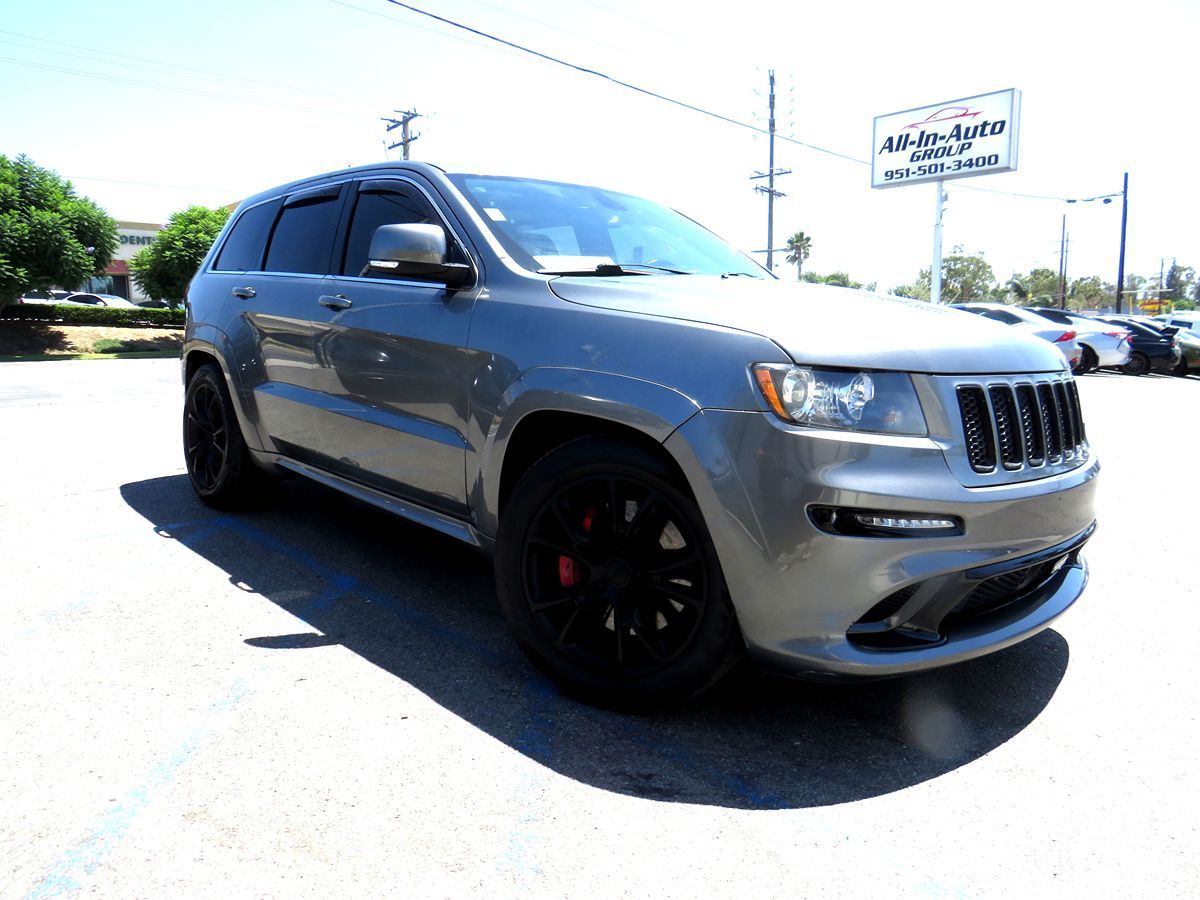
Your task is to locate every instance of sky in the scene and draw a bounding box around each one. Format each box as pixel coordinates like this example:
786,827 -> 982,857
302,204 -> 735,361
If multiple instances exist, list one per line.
1,0 -> 1197,293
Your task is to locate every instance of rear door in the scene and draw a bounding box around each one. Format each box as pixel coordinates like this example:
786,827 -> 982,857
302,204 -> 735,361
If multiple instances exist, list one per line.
215,184 -> 346,455
305,176 -> 481,517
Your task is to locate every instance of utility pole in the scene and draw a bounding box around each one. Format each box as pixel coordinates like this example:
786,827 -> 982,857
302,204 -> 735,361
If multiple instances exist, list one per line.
382,109 -> 422,160
1057,214 -> 1068,309
750,70 -> 790,272
1115,172 -> 1128,314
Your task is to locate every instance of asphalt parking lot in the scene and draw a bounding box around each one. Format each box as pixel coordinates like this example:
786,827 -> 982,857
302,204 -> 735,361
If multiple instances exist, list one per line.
1,359 -> 1197,898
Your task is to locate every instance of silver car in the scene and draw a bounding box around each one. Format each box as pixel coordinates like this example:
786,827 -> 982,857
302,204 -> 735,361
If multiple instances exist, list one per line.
182,163 -> 1097,707
1021,306 -> 1132,372
951,303 -> 1084,371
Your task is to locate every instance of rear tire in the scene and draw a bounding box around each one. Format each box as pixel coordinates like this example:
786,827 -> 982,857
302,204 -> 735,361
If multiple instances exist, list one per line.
494,438 -> 743,709
183,363 -> 264,509
1121,352 -> 1150,376
1073,345 -> 1098,375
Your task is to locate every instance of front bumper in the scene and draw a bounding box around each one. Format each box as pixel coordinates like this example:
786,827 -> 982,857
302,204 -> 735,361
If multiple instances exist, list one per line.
666,407 -> 1098,677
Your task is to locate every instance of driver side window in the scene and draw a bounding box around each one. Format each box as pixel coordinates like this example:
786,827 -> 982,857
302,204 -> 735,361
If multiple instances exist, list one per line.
342,182 -> 448,278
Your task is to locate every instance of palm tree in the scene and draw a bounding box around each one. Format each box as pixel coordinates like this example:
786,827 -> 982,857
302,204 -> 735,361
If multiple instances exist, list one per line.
784,231 -> 812,280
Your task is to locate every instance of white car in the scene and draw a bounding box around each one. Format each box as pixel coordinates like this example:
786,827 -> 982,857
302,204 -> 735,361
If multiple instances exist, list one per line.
1157,312 -> 1200,340
60,292 -> 139,308
1022,307 -> 1132,372
950,303 -> 1084,370
17,289 -> 73,304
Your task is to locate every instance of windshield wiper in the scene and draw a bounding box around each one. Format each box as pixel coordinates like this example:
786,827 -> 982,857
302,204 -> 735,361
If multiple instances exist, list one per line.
721,271 -> 758,278
538,263 -> 693,277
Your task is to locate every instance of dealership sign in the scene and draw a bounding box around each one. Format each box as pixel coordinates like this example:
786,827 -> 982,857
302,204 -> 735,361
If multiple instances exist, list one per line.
871,89 -> 1021,189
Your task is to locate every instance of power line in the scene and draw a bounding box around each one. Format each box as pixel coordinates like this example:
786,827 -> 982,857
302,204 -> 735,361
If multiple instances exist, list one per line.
0,56 -> 371,121
63,175 -> 242,194
459,0 -> 631,55
376,0 -> 867,164
0,30 -> 377,111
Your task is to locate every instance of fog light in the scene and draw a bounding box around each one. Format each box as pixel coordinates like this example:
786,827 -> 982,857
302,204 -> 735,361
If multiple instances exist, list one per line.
855,515 -> 958,530
808,505 -> 963,538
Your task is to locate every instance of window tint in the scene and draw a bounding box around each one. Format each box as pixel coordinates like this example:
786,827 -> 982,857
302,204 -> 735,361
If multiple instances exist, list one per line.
341,183 -> 442,277
981,309 -> 1020,325
264,192 -> 342,275
215,200 -> 280,271
1032,308 -> 1071,325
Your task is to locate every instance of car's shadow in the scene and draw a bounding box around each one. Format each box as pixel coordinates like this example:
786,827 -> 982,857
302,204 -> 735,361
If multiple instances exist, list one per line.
121,474 -> 1070,810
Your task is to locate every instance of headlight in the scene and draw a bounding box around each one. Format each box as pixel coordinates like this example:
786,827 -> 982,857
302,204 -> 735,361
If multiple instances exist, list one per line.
752,364 -> 927,435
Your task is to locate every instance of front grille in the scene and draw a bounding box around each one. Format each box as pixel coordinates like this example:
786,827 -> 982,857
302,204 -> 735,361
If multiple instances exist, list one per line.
957,376 -> 1087,475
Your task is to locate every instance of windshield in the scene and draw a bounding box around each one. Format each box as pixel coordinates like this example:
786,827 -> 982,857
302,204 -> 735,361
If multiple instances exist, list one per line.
448,174 -> 765,277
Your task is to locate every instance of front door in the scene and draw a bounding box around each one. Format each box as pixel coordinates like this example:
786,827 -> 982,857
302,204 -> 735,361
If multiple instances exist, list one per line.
306,178 -> 480,518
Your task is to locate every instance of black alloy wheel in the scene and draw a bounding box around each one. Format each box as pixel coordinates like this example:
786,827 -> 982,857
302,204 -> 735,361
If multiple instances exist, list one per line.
495,439 -> 742,708
185,378 -> 229,492
183,363 -> 262,508
1121,352 -> 1150,376
1074,345 -> 1098,375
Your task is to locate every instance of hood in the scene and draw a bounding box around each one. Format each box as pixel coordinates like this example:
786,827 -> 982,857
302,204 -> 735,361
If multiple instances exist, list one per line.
548,276 -> 1068,375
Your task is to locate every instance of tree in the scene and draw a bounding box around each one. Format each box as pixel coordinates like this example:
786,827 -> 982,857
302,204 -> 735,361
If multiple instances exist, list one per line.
1015,267 -> 1062,307
1068,275 -> 1107,311
911,249 -> 996,303
890,282 -> 928,301
802,271 -> 876,291
0,154 -> 117,309
784,230 -> 812,280
131,205 -> 231,307
1164,262 -> 1196,304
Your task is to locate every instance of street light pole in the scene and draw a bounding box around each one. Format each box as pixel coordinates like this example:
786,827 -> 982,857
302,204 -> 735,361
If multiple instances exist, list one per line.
1115,172 -> 1129,314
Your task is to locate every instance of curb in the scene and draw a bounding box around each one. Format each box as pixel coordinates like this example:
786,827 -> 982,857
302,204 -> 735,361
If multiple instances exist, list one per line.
0,350 -> 181,362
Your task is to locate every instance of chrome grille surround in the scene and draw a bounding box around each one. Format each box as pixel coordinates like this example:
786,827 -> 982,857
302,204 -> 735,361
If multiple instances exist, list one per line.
929,371 -> 1090,486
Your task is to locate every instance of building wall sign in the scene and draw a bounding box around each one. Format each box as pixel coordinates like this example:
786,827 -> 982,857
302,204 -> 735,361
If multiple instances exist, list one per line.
113,221 -> 163,261
871,89 -> 1021,189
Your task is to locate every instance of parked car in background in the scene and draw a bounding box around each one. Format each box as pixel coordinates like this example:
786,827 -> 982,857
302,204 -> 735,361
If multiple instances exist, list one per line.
1155,311 -> 1200,341
1124,316 -> 1200,376
1022,307 -> 1131,373
1092,315 -> 1183,375
950,303 -> 1083,370
179,161 -> 1098,707
17,289 -> 73,304
61,292 -> 138,308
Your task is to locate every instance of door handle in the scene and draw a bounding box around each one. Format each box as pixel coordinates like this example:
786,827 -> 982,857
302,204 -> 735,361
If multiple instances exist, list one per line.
232,286 -> 256,299
318,294 -> 352,310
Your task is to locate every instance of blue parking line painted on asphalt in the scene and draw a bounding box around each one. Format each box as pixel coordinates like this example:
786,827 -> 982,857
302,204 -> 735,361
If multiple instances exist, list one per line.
26,678 -> 255,899
192,516 -> 783,807
30,507 -> 770,886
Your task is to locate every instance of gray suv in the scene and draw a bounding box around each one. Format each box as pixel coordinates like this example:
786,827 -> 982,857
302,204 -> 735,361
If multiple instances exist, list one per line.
183,162 -> 1098,707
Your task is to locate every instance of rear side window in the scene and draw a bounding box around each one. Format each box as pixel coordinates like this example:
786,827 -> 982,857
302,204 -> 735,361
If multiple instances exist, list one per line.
264,189 -> 343,275
215,200 -> 280,272
341,182 -> 442,277
981,309 -> 1021,325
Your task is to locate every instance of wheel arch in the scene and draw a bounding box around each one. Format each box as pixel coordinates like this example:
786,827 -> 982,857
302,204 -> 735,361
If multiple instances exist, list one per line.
182,331 -> 265,452
471,368 -> 703,538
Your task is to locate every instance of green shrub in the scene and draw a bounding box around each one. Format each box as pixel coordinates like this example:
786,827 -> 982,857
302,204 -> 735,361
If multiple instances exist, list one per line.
0,303 -> 184,327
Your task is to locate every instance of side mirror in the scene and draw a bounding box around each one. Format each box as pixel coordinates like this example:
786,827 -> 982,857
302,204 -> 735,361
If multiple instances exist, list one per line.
365,223 -> 473,289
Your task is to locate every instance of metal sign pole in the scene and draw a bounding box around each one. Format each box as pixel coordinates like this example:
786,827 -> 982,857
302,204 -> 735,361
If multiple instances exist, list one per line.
931,180 -> 944,304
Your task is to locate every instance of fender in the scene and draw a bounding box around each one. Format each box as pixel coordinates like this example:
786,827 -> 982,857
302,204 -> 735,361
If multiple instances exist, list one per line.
182,326 -> 267,452
469,366 -> 701,537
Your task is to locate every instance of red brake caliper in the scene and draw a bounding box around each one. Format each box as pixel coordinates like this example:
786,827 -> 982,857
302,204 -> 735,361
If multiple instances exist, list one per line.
558,506 -> 595,587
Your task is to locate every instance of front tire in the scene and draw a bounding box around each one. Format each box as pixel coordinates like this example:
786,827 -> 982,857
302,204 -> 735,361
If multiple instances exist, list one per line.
183,362 -> 263,508
494,438 -> 743,709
